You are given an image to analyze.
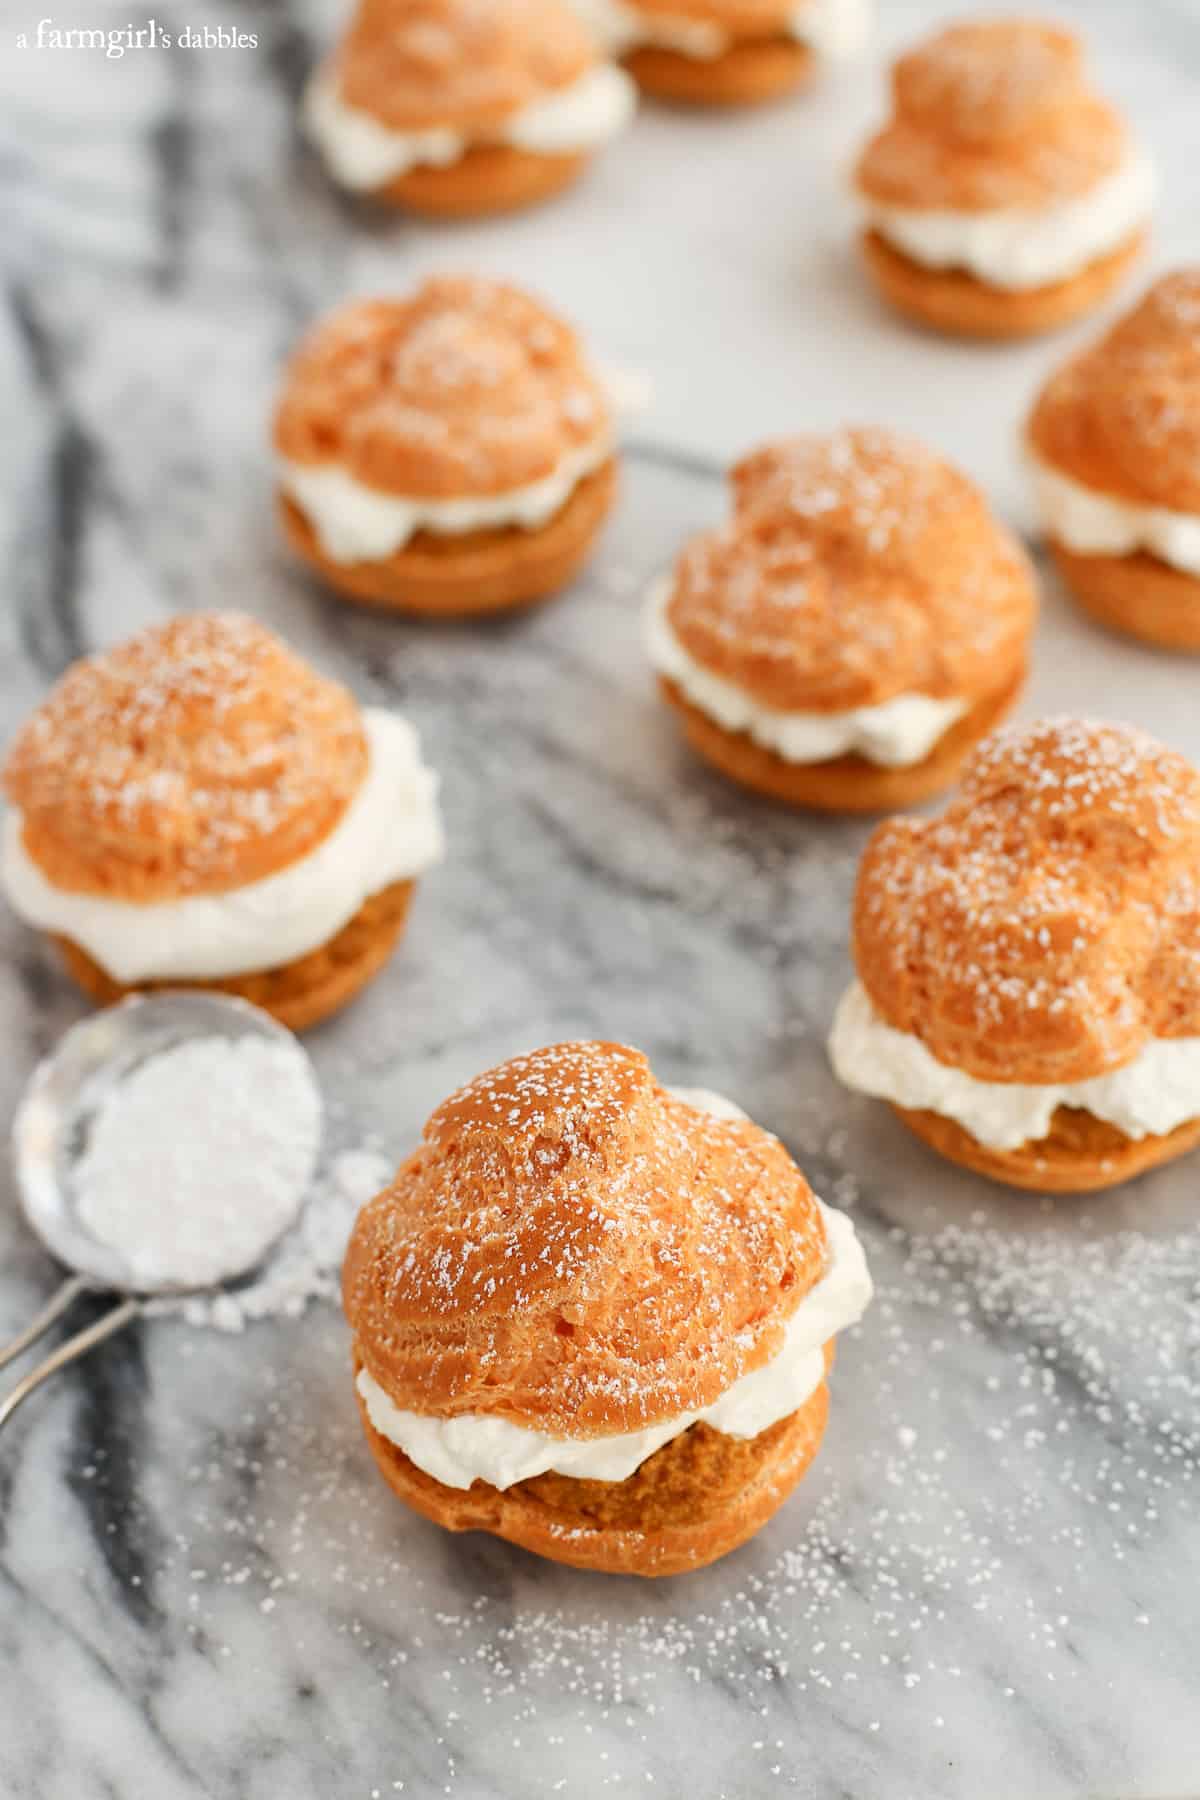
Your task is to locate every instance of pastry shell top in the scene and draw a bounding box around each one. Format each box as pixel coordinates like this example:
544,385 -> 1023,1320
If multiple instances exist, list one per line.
852,717 -> 1200,1086
274,278 -> 611,502
1028,270 -> 1200,515
855,19 -> 1129,213
328,0 -> 596,134
3,612 -> 367,902
663,427 -> 1036,714
343,1041 -> 829,1437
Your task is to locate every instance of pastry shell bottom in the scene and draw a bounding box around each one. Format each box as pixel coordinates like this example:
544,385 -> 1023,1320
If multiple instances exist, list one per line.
859,227 -> 1147,341
894,1103 -> 1200,1194
624,38 -> 813,107
280,457 -> 618,617
657,661 -> 1025,813
380,143 -> 589,219
53,878 -> 415,1033
1050,541 -> 1200,653
353,1344 -> 833,1577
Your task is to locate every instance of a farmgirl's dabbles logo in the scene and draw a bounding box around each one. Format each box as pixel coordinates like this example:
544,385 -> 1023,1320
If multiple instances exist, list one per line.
16,17 -> 258,55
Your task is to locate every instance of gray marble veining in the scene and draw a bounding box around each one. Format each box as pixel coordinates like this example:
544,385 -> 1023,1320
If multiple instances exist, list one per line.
1,2 -> 1200,1796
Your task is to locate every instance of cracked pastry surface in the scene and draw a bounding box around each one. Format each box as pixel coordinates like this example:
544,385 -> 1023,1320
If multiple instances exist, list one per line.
1029,271 -> 1200,516
343,1043 -> 872,1573
4,611 -> 366,900
853,19 -> 1152,334
831,717 -> 1200,1190
326,0 -> 595,134
1027,271 -> 1200,649
1,612 -> 443,1025
305,0 -> 634,210
645,427 -> 1035,808
858,20 -> 1127,213
274,278 -> 617,614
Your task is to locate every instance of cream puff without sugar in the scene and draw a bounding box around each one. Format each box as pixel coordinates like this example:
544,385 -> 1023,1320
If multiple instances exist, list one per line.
830,717 -> 1200,1193
343,1041 -> 873,1576
305,0 -> 635,217
854,19 -> 1153,339
567,0 -> 869,107
1,613 -> 444,1031
275,278 -> 618,617
1028,270 -> 1200,653
644,427 -> 1036,812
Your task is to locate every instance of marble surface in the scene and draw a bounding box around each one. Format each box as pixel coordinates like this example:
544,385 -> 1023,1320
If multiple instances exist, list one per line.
2,2 -> 1200,1796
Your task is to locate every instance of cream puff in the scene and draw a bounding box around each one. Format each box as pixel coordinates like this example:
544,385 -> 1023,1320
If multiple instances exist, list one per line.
304,0 -> 635,218
275,278 -> 618,617
644,427 -> 1036,813
1028,270 -> 1200,653
1,613 -> 444,1031
343,1041 -> 873,1576
830,717 -> 1200,1193
854,19 -> 1154,339
568,0 -> 869,107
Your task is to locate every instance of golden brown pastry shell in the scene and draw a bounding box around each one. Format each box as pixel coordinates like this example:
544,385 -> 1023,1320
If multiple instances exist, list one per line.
1050,543 -> 1200,654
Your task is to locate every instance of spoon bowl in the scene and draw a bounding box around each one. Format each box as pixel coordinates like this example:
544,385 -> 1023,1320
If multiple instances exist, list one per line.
1,992 -> 323,1436
13,991 -> 322,1297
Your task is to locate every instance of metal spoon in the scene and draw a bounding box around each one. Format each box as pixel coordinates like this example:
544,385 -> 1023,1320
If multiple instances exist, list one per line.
1,992 -> 322,1432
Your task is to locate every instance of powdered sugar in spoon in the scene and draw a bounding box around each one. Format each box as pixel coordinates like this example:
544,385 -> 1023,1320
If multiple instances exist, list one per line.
1,992 -> 322,1432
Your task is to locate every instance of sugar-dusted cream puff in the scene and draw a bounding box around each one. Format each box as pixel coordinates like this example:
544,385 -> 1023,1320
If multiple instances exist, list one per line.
1,613 -> 444,1031
854,19 -> 1154,339
343,1041 -> 873,1575
1028,270 -> 1200,653
830,717 -> 1200,1193
567,0 -> 869,106
275,278 -> 617,617
644,427 -> 1036,813
305,0 -> 635,218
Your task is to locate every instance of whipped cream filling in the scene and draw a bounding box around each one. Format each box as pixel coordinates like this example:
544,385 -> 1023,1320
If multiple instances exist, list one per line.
861,148 -> 1155,292
357,1086 -> 873,1492
643,576 -> 968,769
279,432 -> 612,565
1028,450 -> 1200,581
568,0 -> 870,61
830,980 -> 1200,1152
304,61 -> 635,192
2,709 -> 444,983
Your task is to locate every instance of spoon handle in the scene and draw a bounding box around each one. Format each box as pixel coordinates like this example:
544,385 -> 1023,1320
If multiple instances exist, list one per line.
0,1273 -> 95,1374
0,1297 -> 142,1435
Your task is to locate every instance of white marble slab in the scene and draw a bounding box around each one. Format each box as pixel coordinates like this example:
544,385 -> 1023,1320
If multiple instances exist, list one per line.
1,2 -> 1199,1797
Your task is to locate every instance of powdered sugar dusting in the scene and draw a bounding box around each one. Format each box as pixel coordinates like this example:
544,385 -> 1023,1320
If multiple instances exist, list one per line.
857,19 -> 1130,212
665,427 -> 1035,713
894,20 -> 1083,138
855,717 -> 1200,1083
330,0 -> 594,134
2,611 -> 366,896
274,280 -> 609,502
344,1043 -> 829,1434
1030,269 -> 1200,511
157,1191 -> 1200,1792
